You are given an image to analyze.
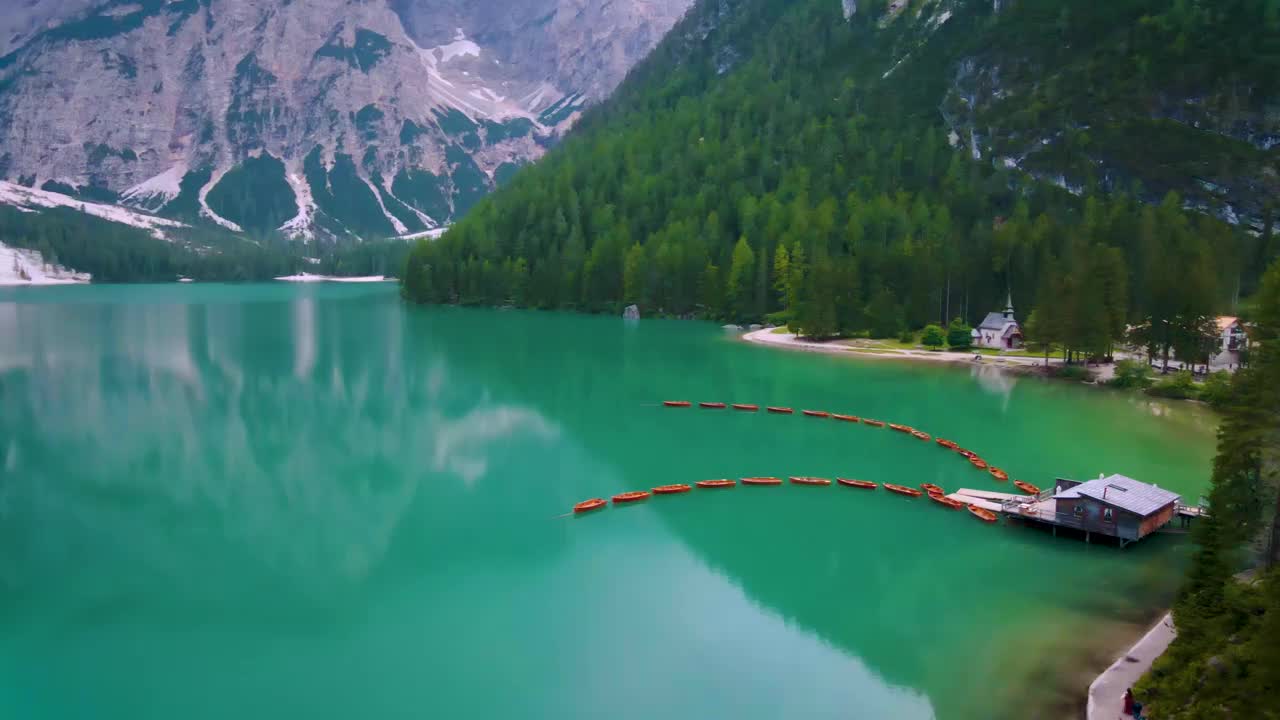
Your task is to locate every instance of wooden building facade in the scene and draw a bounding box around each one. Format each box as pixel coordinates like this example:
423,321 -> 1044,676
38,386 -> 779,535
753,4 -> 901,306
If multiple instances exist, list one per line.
1050,475 -> 1180,543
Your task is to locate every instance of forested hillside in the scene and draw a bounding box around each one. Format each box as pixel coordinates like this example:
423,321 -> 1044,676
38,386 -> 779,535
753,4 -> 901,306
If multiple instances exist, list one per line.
1135,259 -> 1280,715
0,205 -> 404,282
404,0 -> 1280,360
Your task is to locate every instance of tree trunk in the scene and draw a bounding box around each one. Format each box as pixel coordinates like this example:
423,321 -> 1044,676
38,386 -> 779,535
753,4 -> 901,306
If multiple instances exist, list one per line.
944,273 -> 951,325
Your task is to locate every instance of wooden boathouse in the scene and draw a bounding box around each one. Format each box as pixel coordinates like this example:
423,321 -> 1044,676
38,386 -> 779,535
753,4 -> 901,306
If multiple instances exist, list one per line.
1001,474 -> 1185,548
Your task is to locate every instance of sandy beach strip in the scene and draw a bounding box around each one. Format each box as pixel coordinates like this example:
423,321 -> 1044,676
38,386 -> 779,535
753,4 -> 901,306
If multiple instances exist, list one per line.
740,327 -> 1054,371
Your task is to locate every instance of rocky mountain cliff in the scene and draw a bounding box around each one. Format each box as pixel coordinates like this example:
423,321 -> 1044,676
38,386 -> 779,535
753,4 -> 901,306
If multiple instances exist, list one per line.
0,0 -> 690,241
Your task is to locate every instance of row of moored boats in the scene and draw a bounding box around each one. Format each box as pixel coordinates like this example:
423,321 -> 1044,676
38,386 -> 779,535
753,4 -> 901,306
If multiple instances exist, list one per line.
573,477 -> 1001,523
662,399 -> 1044,494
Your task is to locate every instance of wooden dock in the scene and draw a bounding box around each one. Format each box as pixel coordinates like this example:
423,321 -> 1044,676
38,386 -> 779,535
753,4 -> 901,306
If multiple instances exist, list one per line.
946,493 -> 1003,513
953,488 -> 1030,504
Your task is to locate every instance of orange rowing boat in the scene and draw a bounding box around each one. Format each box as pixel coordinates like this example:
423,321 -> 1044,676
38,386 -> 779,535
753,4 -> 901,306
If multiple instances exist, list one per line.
732,403 -> 759,411
989,467 -> 1009,482
920,483 -> 945,495
930,493 -> 965,510
663,400 -> 691,407
956,448 -> 975,458
767,406 -> 794,414
653,484 -> 692,495
695,479 -> 736,488
802,410 -> 830,418
1013,480 -> 1041,495
968,505 -> 998,523
889,423 -> 913,433
884,483 -> 923,497
936,438 -> 958,449
612,491 -> 651,504
789,476 -> 832,486
699,401 -> 727,409
970,459 -> 988,471
741,476 -> 783,486
837,478 -> 877,489
911,430 -> 931,441
574,498 -> 606,513
863,419 -> 886,427
832,414 -> 860,422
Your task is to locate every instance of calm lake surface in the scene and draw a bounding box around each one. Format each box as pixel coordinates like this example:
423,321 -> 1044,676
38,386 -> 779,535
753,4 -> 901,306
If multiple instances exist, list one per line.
0,283 -> 1218,719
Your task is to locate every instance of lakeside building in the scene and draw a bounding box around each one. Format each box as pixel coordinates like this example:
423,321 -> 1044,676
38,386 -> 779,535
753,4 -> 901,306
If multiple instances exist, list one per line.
1215,316 -> 1248,353
1004,474 -> 1190,547
972,294 -> 1023,349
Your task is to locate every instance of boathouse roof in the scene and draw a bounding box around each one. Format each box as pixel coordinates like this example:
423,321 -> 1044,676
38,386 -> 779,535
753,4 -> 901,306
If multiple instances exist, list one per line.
1053,474 -> 1180,517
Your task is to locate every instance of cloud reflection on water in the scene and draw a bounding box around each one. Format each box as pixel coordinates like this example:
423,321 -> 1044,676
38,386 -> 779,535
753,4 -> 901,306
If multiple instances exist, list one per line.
0,290 -> 559,597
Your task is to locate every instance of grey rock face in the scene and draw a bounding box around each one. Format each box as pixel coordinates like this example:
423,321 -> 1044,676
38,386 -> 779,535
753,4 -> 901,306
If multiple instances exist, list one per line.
0,0 -> 691,238
0,0 -> 98,56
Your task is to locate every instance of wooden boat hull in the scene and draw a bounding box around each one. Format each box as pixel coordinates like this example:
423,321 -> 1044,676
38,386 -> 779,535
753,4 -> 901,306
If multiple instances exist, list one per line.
957,449 -> 976,459
663,401 -> 691,407
802,410 -> 830,418
731,403 -> 759,411
788,476 -> 832,486
884,483 -> 923,497
920,483 -> 945,495
741,477 -> 783,485
936,438 -> 958,449
863,419 -> 886,427
574,498 -> 606,513
930,493 -> 965,510
831,414 -> 859,422
911,430 -> 931,441
767,406 -> 794,415
653,484 -> 692,495
989,468 -> 1009,482
699,402 -> 727,409
612,491 -> 651,504
889,424 -> 913,433
837,478 -> 877,489
1013,480 -> 1041,495
695,479 -> 736,489
968,505 -> 998,522
969,458 -> 988,470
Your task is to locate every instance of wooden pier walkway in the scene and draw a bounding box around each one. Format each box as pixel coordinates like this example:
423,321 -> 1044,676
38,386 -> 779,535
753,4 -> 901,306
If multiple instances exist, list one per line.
946,493 -> 1003,513
953,488 -> 1029,503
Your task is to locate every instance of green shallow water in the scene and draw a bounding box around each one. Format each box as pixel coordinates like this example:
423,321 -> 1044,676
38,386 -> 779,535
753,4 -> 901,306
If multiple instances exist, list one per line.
0,284 -> 1218,719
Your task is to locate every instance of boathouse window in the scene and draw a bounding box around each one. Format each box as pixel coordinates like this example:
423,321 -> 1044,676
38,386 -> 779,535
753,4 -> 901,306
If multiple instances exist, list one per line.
1103,508 -> 1114,522
1073,504 -> 1084,516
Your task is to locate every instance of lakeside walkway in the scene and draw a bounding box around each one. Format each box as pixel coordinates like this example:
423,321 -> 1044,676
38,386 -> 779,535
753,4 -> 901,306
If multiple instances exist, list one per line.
1086,613 -> 1176,720
741,327 -> 1062,372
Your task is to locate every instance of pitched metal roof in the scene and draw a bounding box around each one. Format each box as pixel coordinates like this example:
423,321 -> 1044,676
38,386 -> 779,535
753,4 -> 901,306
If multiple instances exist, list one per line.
1053,474 -> 1180,516
977,312 -> 1013,331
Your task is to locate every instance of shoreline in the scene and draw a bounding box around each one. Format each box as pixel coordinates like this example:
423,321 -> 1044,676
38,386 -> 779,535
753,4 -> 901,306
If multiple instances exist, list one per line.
741,327 -> 1065,377
1086,612 -> 1176,720
744,324 -> 1188,718
273,273 -> 393,283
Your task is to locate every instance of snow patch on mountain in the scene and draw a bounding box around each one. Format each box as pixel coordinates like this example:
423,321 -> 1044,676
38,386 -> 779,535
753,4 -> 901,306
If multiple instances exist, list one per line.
361,175 -> 409,236
120,163 -> 188,209
197,170 -> 244,233
279,172 -> 318,241
433,29 -> 482,63
398,227 -> 450,241
0,241 -> 91,285
383,177 -> 438,229
0,181 -> 187,240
